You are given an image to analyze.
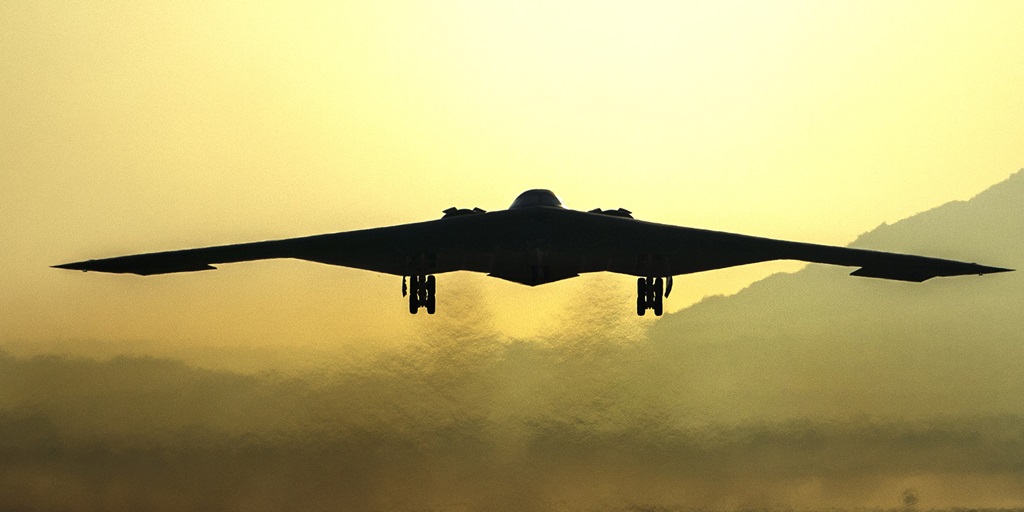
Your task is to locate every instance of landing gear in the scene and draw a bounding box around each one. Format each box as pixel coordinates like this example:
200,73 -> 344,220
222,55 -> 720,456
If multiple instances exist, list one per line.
425,275 -> 436,314
636,276 -> 665,316
637,278 -> 647,316
405,275 -> 436,314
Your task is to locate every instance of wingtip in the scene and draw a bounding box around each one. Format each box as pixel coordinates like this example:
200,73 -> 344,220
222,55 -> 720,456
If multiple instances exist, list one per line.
52,261 -> 88,271
974,264 -> 1014,276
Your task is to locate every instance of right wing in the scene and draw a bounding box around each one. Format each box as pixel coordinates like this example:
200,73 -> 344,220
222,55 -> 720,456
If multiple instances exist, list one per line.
574,212 -> 1012,282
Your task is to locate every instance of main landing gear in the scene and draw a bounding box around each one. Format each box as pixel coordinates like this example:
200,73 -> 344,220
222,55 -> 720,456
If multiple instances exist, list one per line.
636,276 -> 672,316
403,275 -> 435,314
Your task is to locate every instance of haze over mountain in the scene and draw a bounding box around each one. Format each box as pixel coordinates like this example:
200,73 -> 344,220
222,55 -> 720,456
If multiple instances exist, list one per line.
2,171 -> 1022,511
649,169 -> 1024,423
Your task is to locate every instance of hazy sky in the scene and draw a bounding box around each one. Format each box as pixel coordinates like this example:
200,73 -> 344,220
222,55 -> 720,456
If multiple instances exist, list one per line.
3,1 -> 1024,347
4,3 -> 1024,509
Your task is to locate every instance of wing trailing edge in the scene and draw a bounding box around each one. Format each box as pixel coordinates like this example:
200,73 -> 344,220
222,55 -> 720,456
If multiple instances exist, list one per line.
51,238 -> 291,275
849,262 -> 1013,282
52,258 -> 217,275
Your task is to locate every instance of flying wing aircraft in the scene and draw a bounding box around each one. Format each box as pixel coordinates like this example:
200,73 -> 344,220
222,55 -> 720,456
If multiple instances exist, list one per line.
55,189 -> 1012,316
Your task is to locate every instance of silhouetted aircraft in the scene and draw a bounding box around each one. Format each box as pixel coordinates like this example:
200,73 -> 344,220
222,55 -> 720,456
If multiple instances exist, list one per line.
55,189 -> 1012,315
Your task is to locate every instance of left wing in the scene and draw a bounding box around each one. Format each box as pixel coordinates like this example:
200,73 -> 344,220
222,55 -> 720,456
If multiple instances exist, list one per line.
52,213 -> 505,276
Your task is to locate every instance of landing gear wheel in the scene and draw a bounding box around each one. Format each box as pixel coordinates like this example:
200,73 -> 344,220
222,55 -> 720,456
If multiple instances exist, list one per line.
636,278 -> 648,316
636,276 -> 668,316
425,275 -> 436,314
653,277 -> 664,316
408,275 -> 420,314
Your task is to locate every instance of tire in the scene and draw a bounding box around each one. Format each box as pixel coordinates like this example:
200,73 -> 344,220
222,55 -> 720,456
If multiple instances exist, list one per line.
408,276 -> 420,314
425,275 -> 436,314
636,278 -> 647,316
653,279 -> 664,316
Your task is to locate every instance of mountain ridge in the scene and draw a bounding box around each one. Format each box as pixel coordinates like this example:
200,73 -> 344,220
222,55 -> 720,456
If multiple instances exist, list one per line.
645,169 -> 1024,423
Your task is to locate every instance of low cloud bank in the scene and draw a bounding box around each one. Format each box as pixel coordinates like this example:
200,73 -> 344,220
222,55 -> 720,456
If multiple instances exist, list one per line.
3,338 -> 1023,511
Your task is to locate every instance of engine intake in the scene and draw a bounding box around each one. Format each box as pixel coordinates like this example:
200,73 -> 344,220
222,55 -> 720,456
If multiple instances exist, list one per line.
588,208 -> 633,219
442,207 -> 486,218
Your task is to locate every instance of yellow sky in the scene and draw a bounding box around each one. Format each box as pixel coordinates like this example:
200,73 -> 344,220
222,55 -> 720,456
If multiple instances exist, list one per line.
2,1 -> 1023,349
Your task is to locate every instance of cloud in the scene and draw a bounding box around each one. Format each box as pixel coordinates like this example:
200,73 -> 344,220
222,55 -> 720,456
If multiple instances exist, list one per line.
3,343 -> 1024,512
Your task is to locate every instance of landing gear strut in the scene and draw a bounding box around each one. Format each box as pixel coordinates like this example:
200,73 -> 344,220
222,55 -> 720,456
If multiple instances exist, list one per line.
405,275 -> 436,314
636,277 -> 665,316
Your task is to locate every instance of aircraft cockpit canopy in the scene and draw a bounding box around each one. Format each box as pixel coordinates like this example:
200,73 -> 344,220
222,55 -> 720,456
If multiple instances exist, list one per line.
509,189 -> 566,209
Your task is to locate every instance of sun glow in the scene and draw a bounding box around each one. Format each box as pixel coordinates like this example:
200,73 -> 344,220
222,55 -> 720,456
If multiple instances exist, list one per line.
3,1 -> 1024,344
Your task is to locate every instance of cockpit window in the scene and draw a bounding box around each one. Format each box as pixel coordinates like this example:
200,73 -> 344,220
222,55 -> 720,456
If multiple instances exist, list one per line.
509,189 -> 565,209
